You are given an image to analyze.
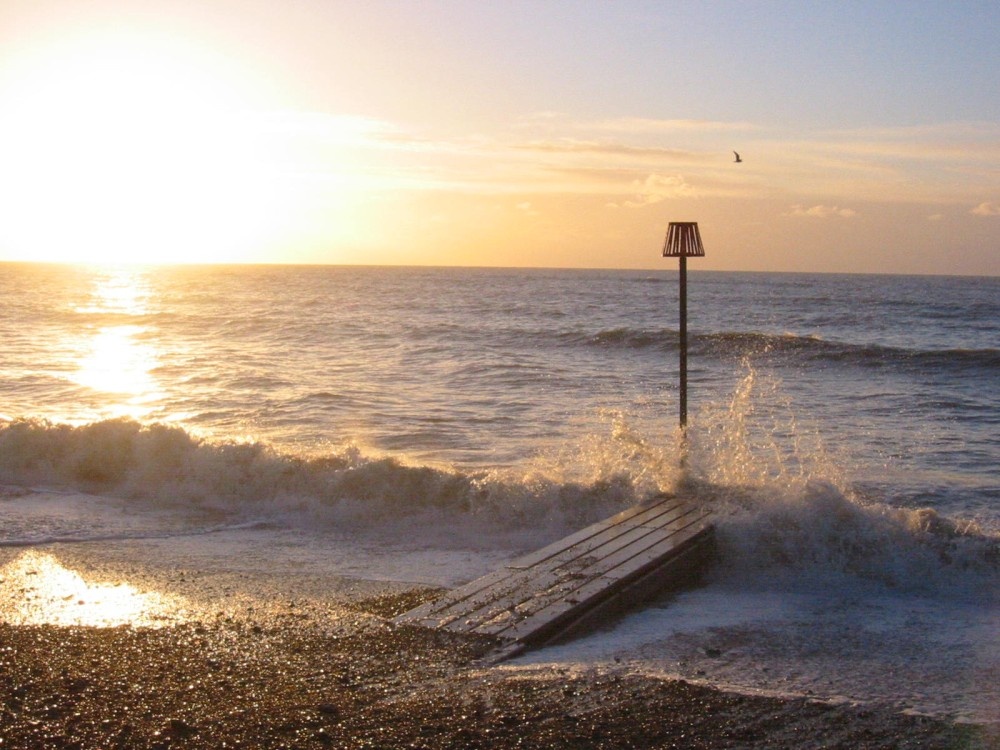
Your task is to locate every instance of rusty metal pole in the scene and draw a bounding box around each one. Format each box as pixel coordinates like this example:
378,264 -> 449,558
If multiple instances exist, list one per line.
662,223 -> 705,432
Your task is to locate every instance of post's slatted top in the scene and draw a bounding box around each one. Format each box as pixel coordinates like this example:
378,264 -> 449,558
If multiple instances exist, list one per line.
662,222 -> 706,257
393,494 -> 712,647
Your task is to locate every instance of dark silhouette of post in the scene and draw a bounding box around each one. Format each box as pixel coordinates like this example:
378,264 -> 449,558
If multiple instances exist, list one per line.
662,222 -> 705,429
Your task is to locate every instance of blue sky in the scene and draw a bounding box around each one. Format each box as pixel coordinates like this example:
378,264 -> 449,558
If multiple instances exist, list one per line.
249,1 -> 1000,128
1,1 -> 998,274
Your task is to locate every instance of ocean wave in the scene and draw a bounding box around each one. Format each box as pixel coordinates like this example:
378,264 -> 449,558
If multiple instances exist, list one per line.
556,327 -> 676,350
0,418 -> 638,537
561,326 -> 1000,371
687,478 -> 1000,597
1,417 -> 996,597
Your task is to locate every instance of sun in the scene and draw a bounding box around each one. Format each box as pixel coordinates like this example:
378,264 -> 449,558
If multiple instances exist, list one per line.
0,32 -> 302,265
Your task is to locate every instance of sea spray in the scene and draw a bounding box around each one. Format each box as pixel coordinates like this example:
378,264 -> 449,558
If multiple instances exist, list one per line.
664,365 -> 1000,597
684,361 -> 851,491
523,408 -> 684,497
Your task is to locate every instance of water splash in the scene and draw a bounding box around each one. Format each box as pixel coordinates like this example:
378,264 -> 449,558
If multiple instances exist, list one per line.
667,364 -> 1000,595
684,361 -> 850,493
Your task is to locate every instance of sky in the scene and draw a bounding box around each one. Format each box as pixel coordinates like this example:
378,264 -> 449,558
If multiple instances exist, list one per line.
0,0 -> 998,275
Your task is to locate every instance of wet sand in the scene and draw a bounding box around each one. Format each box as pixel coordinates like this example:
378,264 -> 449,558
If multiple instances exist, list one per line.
3,560 -> 998,750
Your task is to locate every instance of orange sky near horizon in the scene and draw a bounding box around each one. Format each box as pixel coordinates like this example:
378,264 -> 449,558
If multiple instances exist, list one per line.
0,2 -> 997,276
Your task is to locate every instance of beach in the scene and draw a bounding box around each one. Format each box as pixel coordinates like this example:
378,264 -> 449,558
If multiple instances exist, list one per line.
1,265 -> 998,743
2,542 -> 997,750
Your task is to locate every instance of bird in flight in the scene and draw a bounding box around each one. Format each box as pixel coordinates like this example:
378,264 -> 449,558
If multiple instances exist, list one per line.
733,151 -> 743,163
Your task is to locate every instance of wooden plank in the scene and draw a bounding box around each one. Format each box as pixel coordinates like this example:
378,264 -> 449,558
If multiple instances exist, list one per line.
485,529 -> 711,641
396,502 -> 707,632
467,513 -> 708,637
397,565 -> 539,626
411,521 -> 690,629
473,516 -> 710,639
581,511 -> 709,581
501,502 -> 695,584
507,496 -> 690,569
434,568 -> 569,632
398,497 -> 692,627
393,495 -> 714,655
500,534 -> 715,647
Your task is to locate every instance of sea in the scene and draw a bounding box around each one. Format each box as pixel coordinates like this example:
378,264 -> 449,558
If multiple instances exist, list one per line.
1,262 -> 998,722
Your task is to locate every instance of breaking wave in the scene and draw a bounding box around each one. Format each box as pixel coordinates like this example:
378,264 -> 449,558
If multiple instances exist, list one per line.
2,383 -> 997,599
0,417 -> 644,542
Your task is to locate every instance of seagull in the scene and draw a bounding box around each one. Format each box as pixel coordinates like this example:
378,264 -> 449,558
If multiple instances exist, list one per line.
733,151 -> 743,163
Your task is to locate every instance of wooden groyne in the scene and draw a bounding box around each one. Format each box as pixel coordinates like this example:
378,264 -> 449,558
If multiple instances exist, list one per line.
394,494 -> 714,661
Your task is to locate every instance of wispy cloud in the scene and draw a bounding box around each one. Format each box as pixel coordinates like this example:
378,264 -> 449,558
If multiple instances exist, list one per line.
741,121 -> 1000,203
516,113 -> 759,134
609,173 -> 701,208
515,201 -> 539,217
970,201 -> 1000,216
585,117 -> 760,134
254,111 -> 1000,211
516,139 -> 704,161
783,204 -> 858,218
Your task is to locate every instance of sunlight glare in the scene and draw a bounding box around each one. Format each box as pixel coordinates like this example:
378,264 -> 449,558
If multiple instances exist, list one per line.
74,267 -> 152,316
66,268 -> 164,419
72,325 -> 160,399
0,550 -> 186,627
0,33 -> 301,264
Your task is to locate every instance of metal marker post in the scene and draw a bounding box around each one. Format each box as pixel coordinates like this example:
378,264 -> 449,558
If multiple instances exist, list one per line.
679,252 -> 689,426
662,222 -> 705,430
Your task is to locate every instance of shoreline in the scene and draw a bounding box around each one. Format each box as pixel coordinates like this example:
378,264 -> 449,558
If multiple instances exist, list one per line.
4,615 -> 995,749
2,552 -> 997,749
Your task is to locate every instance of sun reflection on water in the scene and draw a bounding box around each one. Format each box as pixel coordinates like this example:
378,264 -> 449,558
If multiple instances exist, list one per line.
71,325 -> 160,398
66,267 -> 165,420
74,267 -> 153,316
0,550 -> 186,627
